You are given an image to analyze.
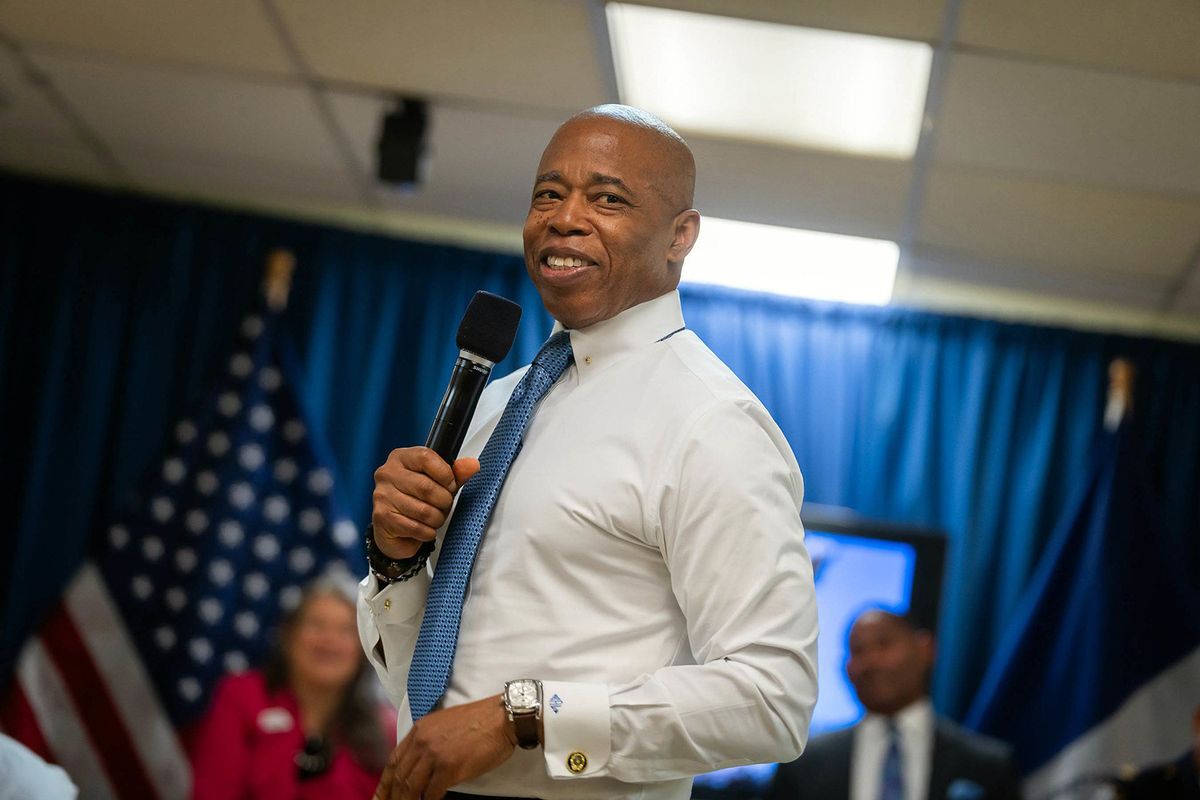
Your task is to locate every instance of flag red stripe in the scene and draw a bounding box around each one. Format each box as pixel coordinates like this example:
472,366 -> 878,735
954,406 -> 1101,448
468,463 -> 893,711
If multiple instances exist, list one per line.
0,681 -> 54,762
40,604 -> 162,800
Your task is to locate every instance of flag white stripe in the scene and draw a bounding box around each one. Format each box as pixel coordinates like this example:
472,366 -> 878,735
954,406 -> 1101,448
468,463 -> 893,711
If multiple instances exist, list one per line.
65,563 -> 192,800
16,638 -> 119,800
1024,644 -> 1200,800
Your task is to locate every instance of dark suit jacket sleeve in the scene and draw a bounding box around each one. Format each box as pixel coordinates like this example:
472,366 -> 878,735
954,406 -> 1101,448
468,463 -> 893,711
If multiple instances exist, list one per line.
931,719 -> 1023,800
992,749 -> 1022,800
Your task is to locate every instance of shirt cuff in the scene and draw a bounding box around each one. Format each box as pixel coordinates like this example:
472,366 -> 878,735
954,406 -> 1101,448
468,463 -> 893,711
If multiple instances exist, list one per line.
359,566 -> 431,613
541,681 -> 611,779
357,571 -> 428,681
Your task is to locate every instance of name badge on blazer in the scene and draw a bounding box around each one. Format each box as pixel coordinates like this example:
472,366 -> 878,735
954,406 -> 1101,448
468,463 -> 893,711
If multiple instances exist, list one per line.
256,707 -> 295,733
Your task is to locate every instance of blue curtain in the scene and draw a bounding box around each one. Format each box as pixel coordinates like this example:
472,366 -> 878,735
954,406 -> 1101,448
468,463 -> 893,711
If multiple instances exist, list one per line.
3,172 -> 1198,722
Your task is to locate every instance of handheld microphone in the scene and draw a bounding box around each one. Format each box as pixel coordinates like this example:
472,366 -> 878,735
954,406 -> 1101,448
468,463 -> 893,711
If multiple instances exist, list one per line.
426,291 -> 522,463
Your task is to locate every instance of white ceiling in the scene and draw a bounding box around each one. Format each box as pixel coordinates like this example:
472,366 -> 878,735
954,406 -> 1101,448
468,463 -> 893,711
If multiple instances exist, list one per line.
0,0 -> 1197,338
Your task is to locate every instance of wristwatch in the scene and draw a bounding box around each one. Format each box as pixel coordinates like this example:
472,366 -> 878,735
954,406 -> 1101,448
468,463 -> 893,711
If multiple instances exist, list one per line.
503,679 -> 542,750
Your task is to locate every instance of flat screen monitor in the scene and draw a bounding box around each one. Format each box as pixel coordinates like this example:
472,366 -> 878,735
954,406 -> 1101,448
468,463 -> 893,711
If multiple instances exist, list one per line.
691,504 -> 946,799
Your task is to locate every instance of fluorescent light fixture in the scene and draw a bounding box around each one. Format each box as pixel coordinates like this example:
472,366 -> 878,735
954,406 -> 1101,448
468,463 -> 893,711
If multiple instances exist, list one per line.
606,3 -> 932,159
682,217 -> 898,305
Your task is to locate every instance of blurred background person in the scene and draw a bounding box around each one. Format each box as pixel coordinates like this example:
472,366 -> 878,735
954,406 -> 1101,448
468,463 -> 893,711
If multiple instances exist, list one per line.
770,609 -> 1020,800
190,575 -> 390,800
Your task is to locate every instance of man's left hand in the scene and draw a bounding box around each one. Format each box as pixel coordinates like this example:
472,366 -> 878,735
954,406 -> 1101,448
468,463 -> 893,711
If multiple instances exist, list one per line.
374,694 -> 517,800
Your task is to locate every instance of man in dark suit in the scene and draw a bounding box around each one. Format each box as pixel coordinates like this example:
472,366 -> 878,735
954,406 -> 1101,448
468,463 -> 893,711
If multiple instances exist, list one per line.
769,610 -> 1021,800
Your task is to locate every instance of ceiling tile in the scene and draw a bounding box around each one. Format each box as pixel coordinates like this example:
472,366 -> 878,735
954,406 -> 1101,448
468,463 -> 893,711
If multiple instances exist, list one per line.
618,0 -> 945,41
894,264 -> 1200,341
29,50 -> 348,174
956,0 -> 1200,81
0,46 -> 76,140
0,0 -> 293,75
1174,290 -> 1200,315
919,168 -> 1200,280
690,137 -> 913,240
278,0 -> 608,111
1171,297 -> 1200,318
125,151 -> 363,208
935,52 -> 1200,198
0,136 -> 117,185
328,93 -> 559,226
1169,255 -> 1200,314
904,243 -> 1170,311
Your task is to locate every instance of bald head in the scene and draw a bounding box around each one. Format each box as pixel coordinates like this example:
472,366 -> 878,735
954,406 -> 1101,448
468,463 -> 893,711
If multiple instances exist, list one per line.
522,104 -> 702,329
556,104 -> 696,211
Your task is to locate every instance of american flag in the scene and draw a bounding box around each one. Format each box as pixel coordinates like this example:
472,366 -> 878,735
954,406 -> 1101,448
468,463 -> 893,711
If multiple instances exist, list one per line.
1,302 -> 364,799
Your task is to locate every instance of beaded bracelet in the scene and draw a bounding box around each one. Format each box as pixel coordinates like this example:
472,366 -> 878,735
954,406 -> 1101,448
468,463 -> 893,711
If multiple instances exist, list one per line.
365,524 -> 433,584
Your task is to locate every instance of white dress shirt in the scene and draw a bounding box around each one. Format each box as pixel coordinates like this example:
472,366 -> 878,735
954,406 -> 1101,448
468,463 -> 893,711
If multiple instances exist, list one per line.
851,699 -> 935,800
358,291 -> 819,799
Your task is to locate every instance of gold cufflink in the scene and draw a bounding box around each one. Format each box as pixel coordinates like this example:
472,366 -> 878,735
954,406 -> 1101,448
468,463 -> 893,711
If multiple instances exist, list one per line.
383,599 -> 391,609
567,751 -> 587,773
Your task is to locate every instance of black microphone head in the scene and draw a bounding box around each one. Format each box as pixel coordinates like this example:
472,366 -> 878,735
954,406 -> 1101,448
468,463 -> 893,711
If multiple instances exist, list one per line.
456,291 -> 522,363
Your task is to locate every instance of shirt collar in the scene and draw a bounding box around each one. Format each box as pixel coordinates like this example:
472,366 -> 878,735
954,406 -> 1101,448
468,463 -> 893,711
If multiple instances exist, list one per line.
550,291 -> 685,383
861,697 -> 935,738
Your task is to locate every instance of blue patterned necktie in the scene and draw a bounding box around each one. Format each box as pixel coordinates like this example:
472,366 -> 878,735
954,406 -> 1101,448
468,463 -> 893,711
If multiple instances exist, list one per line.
879,719 -> 905,800
407,330 -> 574,719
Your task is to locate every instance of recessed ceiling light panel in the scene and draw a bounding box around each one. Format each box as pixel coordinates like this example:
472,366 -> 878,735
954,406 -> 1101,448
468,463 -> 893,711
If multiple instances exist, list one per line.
606,3 -> 932,159
682,217 -> 899,305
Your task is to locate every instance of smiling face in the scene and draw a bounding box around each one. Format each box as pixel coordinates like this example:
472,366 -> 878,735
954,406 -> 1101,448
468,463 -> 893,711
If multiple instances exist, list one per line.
845,611 -> 934,716
522,113 -> 700,329
285,592 -> 362,693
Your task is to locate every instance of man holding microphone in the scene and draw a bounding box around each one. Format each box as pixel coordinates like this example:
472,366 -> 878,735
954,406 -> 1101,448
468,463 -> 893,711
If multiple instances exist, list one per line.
359,104 -> 818,800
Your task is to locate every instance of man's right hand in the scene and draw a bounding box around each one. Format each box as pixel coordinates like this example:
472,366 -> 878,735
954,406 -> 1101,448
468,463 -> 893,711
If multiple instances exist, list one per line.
372,447 -> 481,560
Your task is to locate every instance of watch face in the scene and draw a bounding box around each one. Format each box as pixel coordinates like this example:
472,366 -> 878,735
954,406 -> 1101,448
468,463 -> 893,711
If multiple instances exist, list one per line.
506,680 -> 538,708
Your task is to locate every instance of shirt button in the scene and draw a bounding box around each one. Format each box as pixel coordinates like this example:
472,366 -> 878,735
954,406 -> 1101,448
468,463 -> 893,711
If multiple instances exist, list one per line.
567,751 -> 587,773
584,356 -> 592,365
383,599 -> 391,609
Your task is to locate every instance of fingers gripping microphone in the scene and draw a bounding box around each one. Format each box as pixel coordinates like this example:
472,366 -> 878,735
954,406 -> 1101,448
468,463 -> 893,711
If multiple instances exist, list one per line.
426,291 -> 522,463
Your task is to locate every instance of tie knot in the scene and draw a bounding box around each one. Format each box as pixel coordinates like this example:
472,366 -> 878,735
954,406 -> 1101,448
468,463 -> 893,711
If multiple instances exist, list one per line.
540,329 -> 572,354
532,330 -> 574,376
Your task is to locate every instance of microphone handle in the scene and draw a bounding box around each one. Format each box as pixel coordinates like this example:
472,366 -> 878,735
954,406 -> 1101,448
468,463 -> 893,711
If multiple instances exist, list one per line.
426,353 -> 492,464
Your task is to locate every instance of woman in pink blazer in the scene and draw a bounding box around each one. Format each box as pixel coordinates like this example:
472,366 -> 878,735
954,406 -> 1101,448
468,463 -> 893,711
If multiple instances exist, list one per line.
191,577 -> 390,800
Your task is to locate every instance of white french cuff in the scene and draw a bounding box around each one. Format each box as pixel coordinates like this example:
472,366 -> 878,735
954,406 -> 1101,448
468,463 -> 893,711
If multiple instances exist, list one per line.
540,681 -> 611,779
357,572 -> 428,704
